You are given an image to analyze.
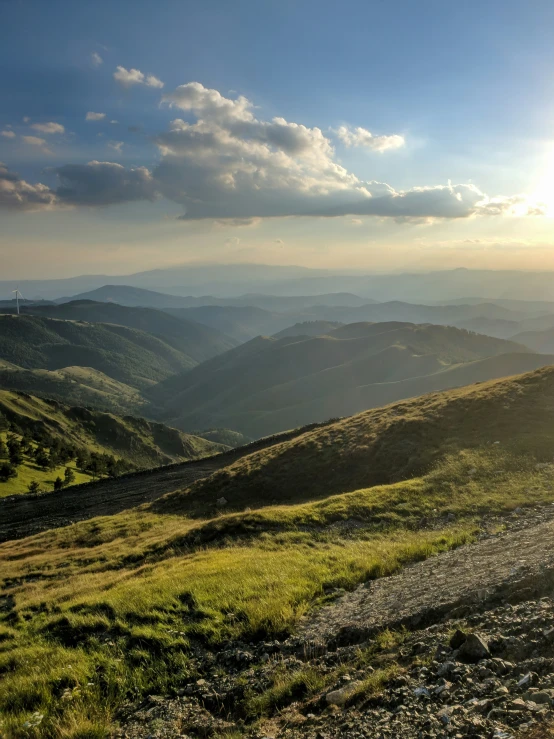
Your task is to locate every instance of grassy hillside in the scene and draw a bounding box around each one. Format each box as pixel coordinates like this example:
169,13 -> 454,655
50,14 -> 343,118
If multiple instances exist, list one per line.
148,321 -> 540,437
0,390 -> 226,496
2,300 -> 237,362
0,314 -> 201,390
0,364 -> 144,414
4,368 -> 554,736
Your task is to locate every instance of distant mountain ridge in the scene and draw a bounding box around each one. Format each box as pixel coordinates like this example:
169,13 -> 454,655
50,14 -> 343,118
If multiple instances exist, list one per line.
10,265 -> 554,301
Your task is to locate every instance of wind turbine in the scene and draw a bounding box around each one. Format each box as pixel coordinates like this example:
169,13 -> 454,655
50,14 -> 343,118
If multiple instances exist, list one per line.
12,289 -> 24,315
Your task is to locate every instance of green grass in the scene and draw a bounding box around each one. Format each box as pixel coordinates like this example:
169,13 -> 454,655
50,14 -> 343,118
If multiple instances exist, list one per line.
2,439 -> 554,737
4,367 -> 554,736
0,389 -> 227,496
0,431 -> 93,497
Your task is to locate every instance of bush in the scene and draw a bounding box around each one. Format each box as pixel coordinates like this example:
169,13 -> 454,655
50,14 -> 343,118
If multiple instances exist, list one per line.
64,467 -> 76,486
0,463 -> 17,481
28,480 -> 40,494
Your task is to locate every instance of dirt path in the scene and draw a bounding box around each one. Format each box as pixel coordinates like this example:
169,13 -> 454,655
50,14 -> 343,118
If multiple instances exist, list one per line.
0,426 -> 318,543
297,505 -> 554,648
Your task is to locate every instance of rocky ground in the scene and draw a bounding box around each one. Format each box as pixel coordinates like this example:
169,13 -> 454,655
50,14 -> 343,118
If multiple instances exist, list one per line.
113,507 -> 554,739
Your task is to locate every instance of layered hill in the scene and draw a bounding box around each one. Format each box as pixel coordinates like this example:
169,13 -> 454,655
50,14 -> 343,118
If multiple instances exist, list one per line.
148,321 -> 550,437
155,364 -> 554,516
0,361 -> 143,414
0,314 -> 198,390
0,389 -> 227,471
511,326 -> 554,354
59,285 -> 370,310
6,366 -> 554,737
1,300 -> 237,361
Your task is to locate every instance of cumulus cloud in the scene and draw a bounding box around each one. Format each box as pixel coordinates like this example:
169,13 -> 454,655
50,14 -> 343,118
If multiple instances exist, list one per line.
335,125 -> 405,152
154,82 -> 542,221
113,66 -> 164,88
91,52 -> 103,67
22,135 -> 47,147
86,112 -> 106,121
0,163 -> 56,211
54,161 -> 156,206
108,141 -> 124,152
0,82 -> 545,220
30,121 -> 65,135
1,130 -> 16,139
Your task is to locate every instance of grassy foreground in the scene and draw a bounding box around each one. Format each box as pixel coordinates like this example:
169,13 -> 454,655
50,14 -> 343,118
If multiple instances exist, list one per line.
1,440 -> 554,737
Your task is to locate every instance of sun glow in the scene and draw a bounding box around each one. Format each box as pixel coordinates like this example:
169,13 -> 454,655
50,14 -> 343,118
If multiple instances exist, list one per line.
532,142 -> 554,217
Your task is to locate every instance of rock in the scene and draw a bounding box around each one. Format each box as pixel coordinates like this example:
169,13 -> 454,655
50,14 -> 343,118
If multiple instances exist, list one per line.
216,497 -> 228,507
457,633 -> 490,663
437,661 -> 455,677
414,687 -> 430,698
526,690 -> 553,705
325,681 -> 362,706
449,629 -> 467,650
516,672 -> 532,688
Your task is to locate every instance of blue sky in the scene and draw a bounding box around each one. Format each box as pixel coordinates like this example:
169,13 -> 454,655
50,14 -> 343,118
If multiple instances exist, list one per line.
2,0 -> 554,278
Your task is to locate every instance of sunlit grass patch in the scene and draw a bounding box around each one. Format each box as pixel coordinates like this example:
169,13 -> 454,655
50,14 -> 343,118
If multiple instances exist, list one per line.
3,434 -> 554,736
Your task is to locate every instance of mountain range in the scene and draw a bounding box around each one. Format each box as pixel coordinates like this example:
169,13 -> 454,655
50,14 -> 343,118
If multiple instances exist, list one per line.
10,264 -> 554,301
147,321 -> 553,437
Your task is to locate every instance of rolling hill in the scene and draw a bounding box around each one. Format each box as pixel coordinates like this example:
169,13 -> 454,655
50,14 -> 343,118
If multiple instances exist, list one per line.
511,326 -> 554,354
155,363 -> 554,516
0,363 -> 144,414
5,366 -> 554,738
58,285 -> 370,310
1,300 -> 237,361
0,389 -> 227,496
0,314 -> 199,390
148,321 -> 550,437
273,320 -> 344,338
170,299 -> 554,341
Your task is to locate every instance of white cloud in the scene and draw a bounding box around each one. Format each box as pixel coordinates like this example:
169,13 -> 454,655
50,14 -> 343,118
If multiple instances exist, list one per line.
22,117 -> 30,123
1,81 -> 545,221
224,236 -> 240,246
22,135 -> 47,147
335,125 -> 405,152
1,130 -> 16,139
108,141 -> 124,152
0,163 -> 56,211
110,120 -> 119,124
146,74 -> 164,89
30,121 -> 65,135
86,112 -> 106,121
113,66 -> 164,88
91,52 -> 103,67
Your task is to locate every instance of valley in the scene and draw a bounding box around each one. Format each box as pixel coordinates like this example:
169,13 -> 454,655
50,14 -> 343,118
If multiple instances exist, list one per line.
3,278 -> 554,738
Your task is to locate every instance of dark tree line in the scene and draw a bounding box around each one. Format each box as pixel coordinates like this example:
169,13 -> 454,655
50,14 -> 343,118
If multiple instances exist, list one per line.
0,419 -> 135,486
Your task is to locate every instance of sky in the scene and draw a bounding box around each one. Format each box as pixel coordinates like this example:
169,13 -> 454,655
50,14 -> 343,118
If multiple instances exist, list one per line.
2,0 -> 554,278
